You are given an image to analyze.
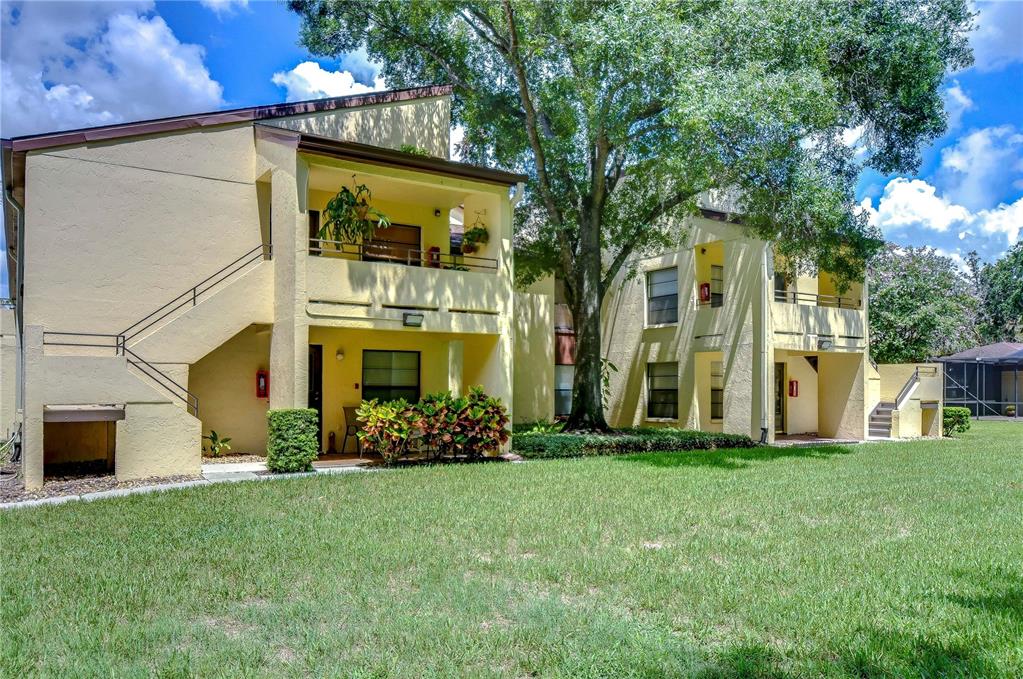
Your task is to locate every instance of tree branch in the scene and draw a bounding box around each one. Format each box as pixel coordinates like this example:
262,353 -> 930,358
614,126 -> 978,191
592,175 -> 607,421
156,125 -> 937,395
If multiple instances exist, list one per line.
600,188 -> 699,293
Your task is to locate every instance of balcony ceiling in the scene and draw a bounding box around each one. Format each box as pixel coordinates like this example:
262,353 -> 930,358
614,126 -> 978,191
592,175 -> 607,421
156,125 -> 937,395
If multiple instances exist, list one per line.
308,162 -> 470,209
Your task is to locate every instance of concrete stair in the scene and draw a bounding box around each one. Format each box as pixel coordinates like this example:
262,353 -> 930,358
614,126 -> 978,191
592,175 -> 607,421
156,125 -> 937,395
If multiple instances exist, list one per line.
869,402 -> 894,438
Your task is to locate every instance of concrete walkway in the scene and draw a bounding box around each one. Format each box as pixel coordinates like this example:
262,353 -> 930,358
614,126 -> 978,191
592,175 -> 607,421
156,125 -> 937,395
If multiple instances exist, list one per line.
1,461 -> 369,510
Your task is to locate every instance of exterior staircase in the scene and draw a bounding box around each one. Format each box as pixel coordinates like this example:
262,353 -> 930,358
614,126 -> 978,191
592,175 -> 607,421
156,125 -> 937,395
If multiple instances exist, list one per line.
869,402 -> 895,438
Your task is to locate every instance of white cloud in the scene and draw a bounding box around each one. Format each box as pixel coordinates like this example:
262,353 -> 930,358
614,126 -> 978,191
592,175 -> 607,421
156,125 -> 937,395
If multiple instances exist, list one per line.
942,81 -> 974,130
938,125 -> 1023,209
970,1 -> 1023,72
271,61 -> 385,102
863,177 -> 1022,252
0,2 -> 223,137
199,0 -> 249,17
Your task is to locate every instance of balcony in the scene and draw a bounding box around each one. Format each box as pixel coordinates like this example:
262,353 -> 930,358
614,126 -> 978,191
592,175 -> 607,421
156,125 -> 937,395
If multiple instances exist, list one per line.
309,239 -> 498,273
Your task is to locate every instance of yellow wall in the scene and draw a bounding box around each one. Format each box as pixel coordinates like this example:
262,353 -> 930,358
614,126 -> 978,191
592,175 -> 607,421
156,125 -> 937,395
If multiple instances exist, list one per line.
307,326 -> 505,453
512,289 -> 554,424
268,95 -> 452,158
817,352 -> 866,438
693,240 -> 724,298
1,307 -> 17,436
693,351 -> 723,432
189,324 -> 272,455
779,351 -> 820,435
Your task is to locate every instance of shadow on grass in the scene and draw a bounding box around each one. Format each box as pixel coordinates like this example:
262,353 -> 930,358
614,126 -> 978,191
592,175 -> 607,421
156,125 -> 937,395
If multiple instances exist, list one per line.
615,444 -> 856,470
697,631 -> 1001,678
944,566 -> 1023,625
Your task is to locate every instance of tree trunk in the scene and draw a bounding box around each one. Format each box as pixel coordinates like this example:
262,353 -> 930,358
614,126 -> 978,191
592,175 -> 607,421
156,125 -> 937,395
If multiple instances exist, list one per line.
564,222 -> 610,432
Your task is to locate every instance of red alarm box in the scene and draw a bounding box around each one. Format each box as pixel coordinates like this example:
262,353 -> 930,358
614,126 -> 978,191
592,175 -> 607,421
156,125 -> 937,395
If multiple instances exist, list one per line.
788,379 -> 798,397
699,282 -> 711,302
256,369 -> 270,398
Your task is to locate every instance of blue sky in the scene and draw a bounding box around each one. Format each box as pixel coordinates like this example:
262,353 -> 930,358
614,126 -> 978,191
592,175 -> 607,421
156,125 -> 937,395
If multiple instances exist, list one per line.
1,0 -> 1021,297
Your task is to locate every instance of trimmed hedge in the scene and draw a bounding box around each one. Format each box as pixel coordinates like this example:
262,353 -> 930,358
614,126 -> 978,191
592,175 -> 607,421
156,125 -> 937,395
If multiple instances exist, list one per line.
267,408 -> 319,473
512,427 -> 756,459
942,407 -> 971,437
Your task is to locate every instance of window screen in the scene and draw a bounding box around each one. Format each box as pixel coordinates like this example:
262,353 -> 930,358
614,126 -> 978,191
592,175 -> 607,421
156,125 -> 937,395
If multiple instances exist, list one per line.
710,361 -> 724,420
647,362 -> 679,419
362,350 -> 420,403
554,365 -> 574,416
647,267 -> 678,325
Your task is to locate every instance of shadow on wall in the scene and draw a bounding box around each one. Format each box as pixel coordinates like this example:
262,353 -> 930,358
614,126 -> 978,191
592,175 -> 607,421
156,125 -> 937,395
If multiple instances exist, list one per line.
615,444 -> 855,471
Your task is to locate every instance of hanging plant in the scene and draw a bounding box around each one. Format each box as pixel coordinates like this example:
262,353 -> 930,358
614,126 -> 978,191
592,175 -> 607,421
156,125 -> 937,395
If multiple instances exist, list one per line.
460,211 -> 490,254
320,177 -> 391,246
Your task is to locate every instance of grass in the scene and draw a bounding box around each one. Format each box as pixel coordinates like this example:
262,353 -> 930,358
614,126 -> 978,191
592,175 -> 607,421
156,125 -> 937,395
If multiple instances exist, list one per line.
2,421 -> 1021,678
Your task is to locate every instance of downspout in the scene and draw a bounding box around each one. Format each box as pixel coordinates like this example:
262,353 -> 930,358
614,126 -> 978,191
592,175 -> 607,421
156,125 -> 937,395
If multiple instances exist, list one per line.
2,145 -> 25,425
758,245 -> 770,444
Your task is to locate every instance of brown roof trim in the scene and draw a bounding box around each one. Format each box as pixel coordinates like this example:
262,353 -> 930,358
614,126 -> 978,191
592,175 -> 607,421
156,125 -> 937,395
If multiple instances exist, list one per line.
3,85 -> 454,152
294,130 -> 528,187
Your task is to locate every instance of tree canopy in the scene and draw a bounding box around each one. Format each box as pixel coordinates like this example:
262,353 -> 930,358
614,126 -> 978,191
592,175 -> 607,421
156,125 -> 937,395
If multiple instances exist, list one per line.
972,242 -> 1023,343
289,0 -> 974,428
868,244 -> 979,363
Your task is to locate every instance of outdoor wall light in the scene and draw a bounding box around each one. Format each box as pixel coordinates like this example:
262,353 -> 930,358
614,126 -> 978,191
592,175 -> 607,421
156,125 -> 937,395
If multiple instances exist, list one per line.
403,312 -> 425,327
817,337 -> 834,350
434,208 -> 442,217
335,349 -> 345,361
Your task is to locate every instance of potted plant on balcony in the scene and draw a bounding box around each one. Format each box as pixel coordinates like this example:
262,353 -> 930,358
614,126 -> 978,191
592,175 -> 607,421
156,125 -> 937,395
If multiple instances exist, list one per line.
461,225 -> 489,254
320,177 -> 391,249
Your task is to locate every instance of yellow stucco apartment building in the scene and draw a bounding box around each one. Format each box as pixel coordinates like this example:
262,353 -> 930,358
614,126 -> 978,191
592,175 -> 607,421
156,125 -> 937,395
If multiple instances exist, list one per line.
1,86 -> 940,489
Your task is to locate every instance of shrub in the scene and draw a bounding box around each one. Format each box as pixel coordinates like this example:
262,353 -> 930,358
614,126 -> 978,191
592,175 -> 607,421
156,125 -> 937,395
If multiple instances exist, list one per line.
415,391 -> 460,460
267,409 -> 319,473
458,386 -> 510,459
942,407 -> 972,437
356,399 -> 423,465
517,420 -> 564,434
512,427 -> 756,459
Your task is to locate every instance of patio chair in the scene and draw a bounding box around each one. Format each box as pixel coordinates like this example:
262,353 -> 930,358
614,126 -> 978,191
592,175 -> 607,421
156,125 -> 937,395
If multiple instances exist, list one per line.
341,406 -> 362,458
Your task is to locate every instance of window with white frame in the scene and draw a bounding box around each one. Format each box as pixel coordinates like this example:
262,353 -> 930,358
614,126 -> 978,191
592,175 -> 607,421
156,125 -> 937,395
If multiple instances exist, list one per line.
647,362 -> 679,419
647,267 -> 678,325
710,361 -> 724,420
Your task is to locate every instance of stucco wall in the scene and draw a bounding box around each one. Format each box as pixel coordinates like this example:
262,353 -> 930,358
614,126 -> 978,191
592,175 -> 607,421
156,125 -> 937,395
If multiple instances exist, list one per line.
22,125 -> 263,334
189,324 -> 272,455
0,307 -> 17,436
817,352 -> 866,439
783,353 -> 820,435
269,96 -> 452,158
512,290 -> 554,424
116,402 -> 201,480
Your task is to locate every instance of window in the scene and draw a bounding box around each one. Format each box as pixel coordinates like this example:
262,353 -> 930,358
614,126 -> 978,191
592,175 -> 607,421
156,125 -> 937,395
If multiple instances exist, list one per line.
710,265 -> 724,308
773,272 -> 789,302
647,267 -> 678,325
647,362 -> 678,419
554,365 -> 574,416
710,361 -> 724,421
362,350 -> 420,402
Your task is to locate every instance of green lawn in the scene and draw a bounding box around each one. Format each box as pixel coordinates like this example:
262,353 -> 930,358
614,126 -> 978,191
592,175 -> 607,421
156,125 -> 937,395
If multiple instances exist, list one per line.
2,422 -> 1021,678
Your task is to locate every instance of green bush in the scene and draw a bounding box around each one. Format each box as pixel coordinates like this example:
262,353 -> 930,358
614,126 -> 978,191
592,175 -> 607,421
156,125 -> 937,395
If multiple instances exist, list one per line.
356,399 -> 422,465
512,427 -> 756,459
942,407 -> 972,437
459,386 -> 510,459
266,409 -> 319,473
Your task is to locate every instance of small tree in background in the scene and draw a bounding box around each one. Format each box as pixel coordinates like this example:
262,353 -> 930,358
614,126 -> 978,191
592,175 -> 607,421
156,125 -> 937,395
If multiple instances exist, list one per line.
970,242 -> 1023,343
290,0 -> 973,429
867,244 -> 979,364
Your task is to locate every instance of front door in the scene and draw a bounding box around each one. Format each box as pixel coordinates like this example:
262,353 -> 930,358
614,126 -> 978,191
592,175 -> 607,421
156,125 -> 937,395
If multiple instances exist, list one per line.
774,362 -> 786,433
308,345 -> 323,451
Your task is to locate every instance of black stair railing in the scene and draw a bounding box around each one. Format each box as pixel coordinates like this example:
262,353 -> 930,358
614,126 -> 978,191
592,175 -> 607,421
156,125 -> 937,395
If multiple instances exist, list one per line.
121,243 -> 271,344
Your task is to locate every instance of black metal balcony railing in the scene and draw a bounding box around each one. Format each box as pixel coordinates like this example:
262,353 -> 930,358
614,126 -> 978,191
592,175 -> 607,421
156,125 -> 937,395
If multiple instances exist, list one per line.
774,290 -> 861,310
309,239 -> 498,273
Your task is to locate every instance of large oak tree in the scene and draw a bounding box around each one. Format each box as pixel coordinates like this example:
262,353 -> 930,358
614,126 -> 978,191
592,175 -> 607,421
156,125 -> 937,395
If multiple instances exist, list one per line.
289,0 -> 973,430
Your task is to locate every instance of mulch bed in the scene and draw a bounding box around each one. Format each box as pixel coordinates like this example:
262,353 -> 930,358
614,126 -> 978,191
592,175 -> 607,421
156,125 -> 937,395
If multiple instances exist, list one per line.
202,454 -> 267,465
1,467 -> 202,504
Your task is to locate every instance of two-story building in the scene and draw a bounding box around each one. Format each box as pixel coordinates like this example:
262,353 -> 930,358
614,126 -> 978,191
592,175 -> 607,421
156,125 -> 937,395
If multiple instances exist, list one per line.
514,202 -> 943,443
2,86 -> 941,490
3,86 -> 524,489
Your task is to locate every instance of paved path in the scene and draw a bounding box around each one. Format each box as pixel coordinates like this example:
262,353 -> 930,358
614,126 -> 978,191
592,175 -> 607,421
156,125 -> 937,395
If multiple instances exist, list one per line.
1,462 -> 369,510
